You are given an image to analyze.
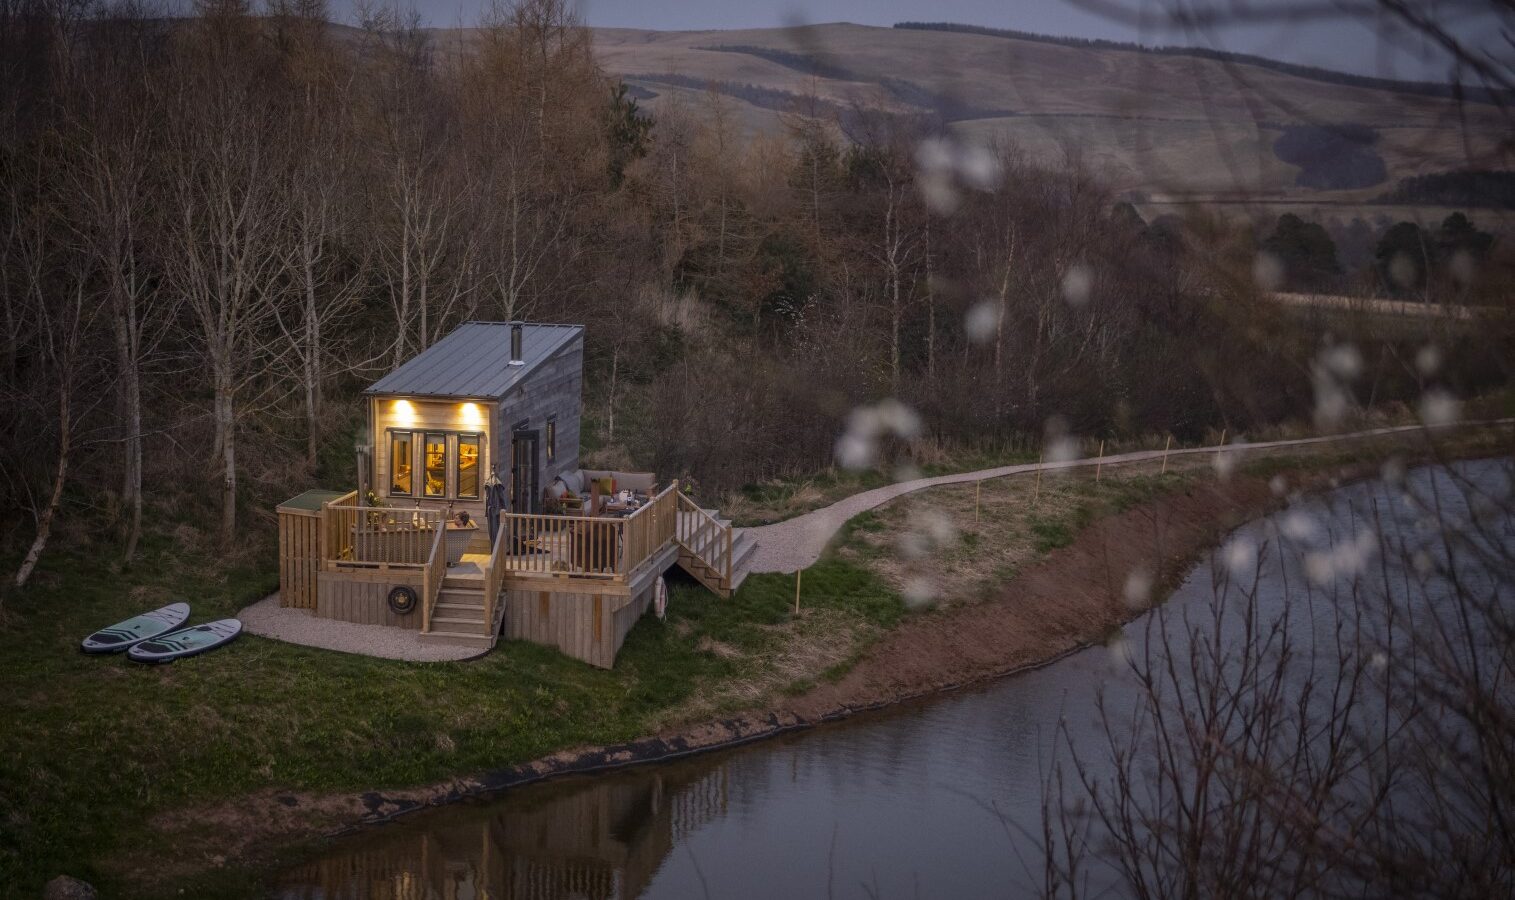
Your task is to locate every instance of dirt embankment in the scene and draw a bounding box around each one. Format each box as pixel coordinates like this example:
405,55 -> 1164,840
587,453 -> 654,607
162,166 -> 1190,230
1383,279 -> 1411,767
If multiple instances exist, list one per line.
151,468 -> 1310,888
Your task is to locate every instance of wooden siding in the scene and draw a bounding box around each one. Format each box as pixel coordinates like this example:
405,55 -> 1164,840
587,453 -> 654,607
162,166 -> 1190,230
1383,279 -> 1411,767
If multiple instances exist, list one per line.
277,506 -> 322,609
316,568 -> 426,629
495,333 -> 582,500
502,576 -> 652,669
372,396 -> 495,519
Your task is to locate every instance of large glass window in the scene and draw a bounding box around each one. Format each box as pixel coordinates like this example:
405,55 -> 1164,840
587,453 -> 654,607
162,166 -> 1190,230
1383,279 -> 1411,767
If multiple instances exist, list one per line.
423,433 -> 447,498
456,434 -> 481,499
390,431 -> 413,496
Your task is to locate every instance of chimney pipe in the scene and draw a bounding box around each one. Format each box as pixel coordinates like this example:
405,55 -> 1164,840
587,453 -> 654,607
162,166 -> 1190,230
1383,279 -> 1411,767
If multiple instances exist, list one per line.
509,323 -> 524,366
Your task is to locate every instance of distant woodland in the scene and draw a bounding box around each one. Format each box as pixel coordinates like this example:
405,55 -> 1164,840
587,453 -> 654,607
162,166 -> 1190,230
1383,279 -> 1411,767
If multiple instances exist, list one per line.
1,0 -> 1511,584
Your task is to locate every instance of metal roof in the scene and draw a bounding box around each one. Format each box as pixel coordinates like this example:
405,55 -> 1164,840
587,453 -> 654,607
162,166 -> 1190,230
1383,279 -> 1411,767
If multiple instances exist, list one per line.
364,321 -> 583,399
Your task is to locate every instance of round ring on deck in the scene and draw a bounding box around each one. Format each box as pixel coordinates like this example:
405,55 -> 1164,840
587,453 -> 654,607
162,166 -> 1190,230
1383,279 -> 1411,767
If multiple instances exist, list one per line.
387,585 -> 418,616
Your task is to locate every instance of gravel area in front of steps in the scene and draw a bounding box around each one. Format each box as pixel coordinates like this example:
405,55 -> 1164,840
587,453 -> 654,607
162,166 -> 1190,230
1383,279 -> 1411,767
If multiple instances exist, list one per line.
240,594 -> 481,662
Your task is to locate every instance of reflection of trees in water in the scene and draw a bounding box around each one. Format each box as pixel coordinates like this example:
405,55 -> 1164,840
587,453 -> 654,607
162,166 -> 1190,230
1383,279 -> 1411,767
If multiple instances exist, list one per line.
280,763 -> 732,900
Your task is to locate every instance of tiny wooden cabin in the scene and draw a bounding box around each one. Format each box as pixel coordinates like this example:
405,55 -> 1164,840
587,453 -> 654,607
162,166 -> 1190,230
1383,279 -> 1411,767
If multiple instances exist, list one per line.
275,320 -> 758,668
365,320 -> 583,529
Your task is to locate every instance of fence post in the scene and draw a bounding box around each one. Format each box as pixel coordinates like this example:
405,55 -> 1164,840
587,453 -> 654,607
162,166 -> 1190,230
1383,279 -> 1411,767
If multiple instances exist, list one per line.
1096,440 -> 1105,482
1033,451 -> 1043,507
1162,434 -> 1172,474
794,569 -> 802,615
975,480 -> 981,524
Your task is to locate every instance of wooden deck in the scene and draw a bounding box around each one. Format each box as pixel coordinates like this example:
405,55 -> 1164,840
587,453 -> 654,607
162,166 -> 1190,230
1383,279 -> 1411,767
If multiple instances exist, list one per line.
277,481 -> 758,667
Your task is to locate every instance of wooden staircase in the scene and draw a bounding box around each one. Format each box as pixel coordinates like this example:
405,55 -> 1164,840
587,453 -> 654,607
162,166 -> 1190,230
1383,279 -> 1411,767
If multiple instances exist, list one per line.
675,498 -> 757,598
420,567 -> 503,650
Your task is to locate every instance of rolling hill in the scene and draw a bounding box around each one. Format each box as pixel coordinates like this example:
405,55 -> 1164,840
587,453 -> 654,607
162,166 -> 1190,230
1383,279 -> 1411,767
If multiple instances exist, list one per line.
575,22 -> 1509,203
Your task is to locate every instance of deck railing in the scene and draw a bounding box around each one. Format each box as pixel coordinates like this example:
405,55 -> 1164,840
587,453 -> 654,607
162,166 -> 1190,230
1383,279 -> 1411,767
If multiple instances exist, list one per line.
498,512 -> 624,577
420,524 -> 446,632
676,493 -> 732,587
480,522 -> 508,631
622,481 -> 679,575
323,503 -> 443,568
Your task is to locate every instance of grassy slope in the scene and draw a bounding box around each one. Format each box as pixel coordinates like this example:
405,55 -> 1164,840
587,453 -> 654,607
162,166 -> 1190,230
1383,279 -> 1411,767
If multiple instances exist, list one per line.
0,513 -> 900,896
2,426 -> 1508,896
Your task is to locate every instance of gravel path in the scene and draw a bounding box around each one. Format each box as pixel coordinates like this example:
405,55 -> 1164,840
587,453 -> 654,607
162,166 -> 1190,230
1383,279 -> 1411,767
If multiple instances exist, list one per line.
240,594 -> 481,662
743,420 -> 1511,574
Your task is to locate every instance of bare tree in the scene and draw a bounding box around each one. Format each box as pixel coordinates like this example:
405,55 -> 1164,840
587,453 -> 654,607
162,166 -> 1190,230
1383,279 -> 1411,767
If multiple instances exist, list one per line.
161,3 -> 289,543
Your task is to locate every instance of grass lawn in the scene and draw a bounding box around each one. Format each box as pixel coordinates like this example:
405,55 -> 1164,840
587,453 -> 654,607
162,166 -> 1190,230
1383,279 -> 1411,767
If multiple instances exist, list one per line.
1,423 -> 1507,896
0,506 -> 903,897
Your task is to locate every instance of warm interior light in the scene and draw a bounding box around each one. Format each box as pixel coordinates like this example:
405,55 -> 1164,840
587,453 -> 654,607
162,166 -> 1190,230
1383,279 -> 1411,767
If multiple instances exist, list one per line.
460,401 -> 482,428
393,399 -> 416,428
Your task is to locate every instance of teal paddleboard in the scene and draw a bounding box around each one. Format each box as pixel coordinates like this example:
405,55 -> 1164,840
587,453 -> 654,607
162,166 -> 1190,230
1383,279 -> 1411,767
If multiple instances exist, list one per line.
81,603 -> 191,654
127,618 -> 242,664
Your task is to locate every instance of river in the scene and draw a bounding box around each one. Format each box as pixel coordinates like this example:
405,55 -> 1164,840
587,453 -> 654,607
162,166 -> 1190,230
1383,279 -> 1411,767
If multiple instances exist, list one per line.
272,458 -> 1513,899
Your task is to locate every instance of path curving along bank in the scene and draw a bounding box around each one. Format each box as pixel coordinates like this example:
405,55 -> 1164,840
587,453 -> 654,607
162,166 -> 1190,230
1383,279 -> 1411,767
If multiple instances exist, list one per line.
742,418 -> 1515,574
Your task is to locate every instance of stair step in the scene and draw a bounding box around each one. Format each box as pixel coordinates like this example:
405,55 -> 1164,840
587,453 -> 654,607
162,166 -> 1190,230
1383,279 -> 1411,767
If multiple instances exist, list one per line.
439,587 -> 484,601
430,615 -> 490,635
730,567 -> 751,593
436,601 -> 485,616
420,629 -> 494,648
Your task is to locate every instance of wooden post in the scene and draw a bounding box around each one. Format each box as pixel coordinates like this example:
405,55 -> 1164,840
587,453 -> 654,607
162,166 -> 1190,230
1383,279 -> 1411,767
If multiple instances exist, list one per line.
974,480 -> 981,524
1032,451 -> 1043,507
794,569 -> 802,615
1161,434 -> 1172,474
1096,440 -> 1105,482
1217,427 -> 1227,467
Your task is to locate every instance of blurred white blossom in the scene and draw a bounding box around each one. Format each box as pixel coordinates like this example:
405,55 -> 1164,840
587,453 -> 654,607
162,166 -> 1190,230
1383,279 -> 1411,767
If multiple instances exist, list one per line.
1061,263 -> 1093,307
903,575 -> 938,610
915,136 -> 1001,215
1449,249 -> 1477,286
1388,252 -> 1417,289
835,399 -> 922,470
1280,510 -> 1319,542
1252,251 -> 1284,291
1419,390 -> 1461,427
1042,416 -> 1080,466
1304,528 -> 1378,585
1415,344 -> 1442,376
964,300 -> 1001,343
1312,343 -> 1361,430
1269,474 -> 1288,496
1222,535 -> 1256,575
1123,566 -> 1153,609
1213,448 -> 1238,481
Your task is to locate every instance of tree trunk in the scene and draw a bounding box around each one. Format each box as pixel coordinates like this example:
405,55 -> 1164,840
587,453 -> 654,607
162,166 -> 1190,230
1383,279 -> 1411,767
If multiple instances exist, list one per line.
303,246 -> 321,466
606,346 -> 618,441
111,295 -> 144,560
12,385 -> 71,591
213,371 -> 237,543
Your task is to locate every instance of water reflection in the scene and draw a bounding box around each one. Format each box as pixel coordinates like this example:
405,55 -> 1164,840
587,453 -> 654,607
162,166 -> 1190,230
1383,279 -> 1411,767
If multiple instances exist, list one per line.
279,764 -> 733,900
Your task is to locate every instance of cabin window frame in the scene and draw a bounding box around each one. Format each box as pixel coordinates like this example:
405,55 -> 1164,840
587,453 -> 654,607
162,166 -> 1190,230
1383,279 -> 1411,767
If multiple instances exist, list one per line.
389,430 -> 415,497
455,432 -> 483,500
422,432 -> 448,498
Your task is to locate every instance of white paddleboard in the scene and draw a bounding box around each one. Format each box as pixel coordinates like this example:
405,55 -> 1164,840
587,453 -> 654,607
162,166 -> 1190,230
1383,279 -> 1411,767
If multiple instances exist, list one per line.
126,618 -> 242,664
81,602 -> 191,654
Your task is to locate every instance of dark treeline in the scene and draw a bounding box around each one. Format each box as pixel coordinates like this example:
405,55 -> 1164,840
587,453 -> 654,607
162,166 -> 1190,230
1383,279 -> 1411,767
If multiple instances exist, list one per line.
0,0 -> 1507,586
1378,170 -> 1515,209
